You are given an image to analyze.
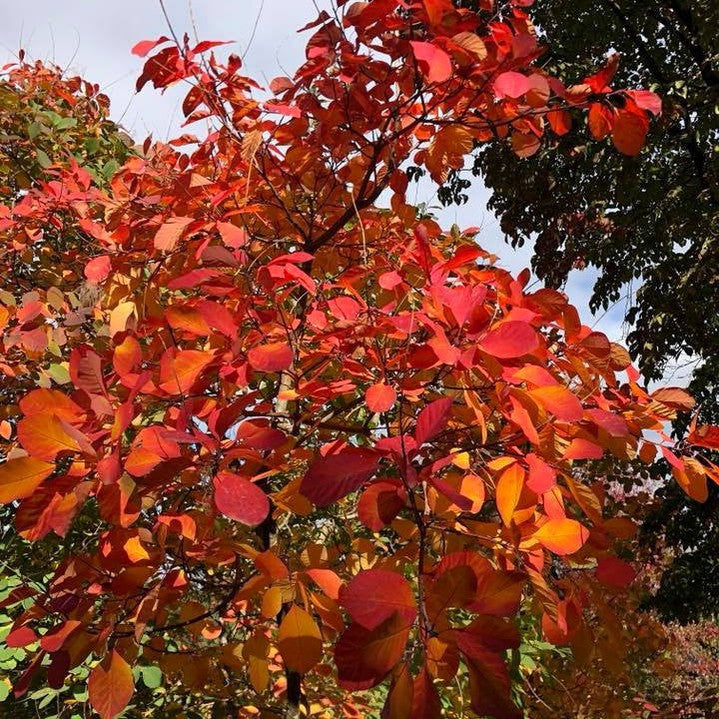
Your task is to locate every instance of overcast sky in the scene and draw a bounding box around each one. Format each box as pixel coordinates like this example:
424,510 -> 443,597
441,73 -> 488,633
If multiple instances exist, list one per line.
0,0 -> 644,360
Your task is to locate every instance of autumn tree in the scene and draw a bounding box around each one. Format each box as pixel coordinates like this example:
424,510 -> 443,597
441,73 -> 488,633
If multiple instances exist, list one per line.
0,2 -> 717,719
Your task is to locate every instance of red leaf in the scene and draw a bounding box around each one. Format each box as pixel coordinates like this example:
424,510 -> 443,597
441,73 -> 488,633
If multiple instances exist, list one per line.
688,425 -> 719,450
493,71 -> 531,99
627,89 -> 662,116
217,221 -> 247,249
248,342 -> 293,372
70,346 -> 107,398
300,447 -> 379,506
264,102 -> 302,118
88,650 -> 134,719
588,102 -> 613,140
366,383 -> 397,413
587,408 -> 629,437
410,41 -> 452,83
335,613 -> 410,690
479,321 -> 538,358
466,647 -> 522,719
339,569 -> 417,630
6,626 -> 37,648
131,37 -> 170,57
526,454 -> 556,493
411,668 -> 441,719
596,556 -> 636,588
415,397 -> 453,445
213,472 -> 269,526
584,52 -> 620,92
84,256 -> 111,284
358,481 -> 405,531
40,620 -> 82,653
611,109 -> 648,156
455,616 -> 520,656
563,438 -> 603,460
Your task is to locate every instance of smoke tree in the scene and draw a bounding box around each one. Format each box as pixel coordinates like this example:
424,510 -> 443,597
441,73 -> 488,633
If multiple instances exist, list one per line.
0,1 -> 717,717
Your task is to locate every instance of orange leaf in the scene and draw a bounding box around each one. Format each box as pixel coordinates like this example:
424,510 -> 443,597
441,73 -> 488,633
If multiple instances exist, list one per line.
248,342 -> 293,372
0,456 -> 55,505
88,650 -> 134,719
529,385 -> 583,422
365,383 -> 397,413
651,386 -> 695,411
534,518 -> 589,555
16,414 -> 86,461
153,216 -> 193,251
159,349 -> 213,394
495,463 -> 524,526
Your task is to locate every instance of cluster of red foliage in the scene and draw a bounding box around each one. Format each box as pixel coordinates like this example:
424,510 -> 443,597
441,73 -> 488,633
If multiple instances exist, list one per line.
1,2 -> 717,718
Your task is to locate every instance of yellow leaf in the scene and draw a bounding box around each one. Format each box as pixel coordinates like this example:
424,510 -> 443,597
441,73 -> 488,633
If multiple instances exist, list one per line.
110,301 -> 136,337
277,605 -> 323,675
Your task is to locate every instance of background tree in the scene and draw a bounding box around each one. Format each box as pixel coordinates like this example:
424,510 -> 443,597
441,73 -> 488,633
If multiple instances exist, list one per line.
462,0 -> 719,626
0,57 -> 134,717
0,2 -> 715,719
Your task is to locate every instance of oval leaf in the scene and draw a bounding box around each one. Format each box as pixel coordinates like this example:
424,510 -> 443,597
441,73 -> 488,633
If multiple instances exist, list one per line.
534,518 -> 589,555
213,472 -> 270,526
479,321 -> 538,359
277,605 -> 323,675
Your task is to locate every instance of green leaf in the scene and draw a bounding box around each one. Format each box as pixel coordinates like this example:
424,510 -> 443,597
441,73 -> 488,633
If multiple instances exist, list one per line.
27,122 -> 43,140
55,117 -> 78,131
36,149 -> 52,169
141,665 -> 163,689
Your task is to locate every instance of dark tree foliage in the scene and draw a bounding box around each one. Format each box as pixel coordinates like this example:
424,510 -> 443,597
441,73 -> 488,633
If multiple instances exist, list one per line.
642,361 -> 719,624
460,0 -> 719,624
